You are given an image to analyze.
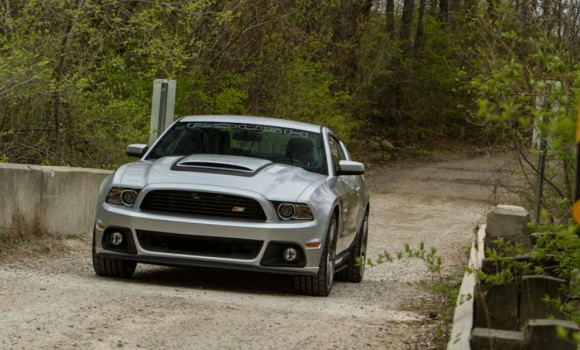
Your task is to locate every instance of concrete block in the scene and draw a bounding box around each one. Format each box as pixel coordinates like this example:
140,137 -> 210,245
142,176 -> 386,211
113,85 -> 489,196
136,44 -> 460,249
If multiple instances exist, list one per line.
0,163 -> 111,236
470,327 -> 524,350
40,166 -> 111,236
524,319 -> 579,350
0,163 -> 44,229
474,282 -> 519,330
486,205 -> 531,248
520,275 -> 566,326
486,205 -> 530,238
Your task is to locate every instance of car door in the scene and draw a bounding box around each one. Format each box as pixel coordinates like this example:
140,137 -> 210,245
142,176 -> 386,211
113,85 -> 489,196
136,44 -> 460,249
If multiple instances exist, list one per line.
328,135 -> 359,253
339,140 -> 365,229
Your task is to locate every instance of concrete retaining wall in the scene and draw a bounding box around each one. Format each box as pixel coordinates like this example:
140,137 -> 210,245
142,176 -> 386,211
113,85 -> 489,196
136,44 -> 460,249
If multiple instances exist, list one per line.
447,205 -> 578,349
0,163 -> 112,236
447,224 -> 486,350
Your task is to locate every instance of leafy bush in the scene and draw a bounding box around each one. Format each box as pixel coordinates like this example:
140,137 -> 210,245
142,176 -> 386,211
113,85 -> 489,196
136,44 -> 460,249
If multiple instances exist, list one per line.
275,58 -> 356,140
470,35 -> 579,222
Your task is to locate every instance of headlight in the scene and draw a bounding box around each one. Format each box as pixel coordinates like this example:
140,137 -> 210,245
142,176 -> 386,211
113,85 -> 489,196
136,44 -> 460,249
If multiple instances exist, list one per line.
276,202 -> 313,221
278,203 -> 295,219
106,188 -> 140,207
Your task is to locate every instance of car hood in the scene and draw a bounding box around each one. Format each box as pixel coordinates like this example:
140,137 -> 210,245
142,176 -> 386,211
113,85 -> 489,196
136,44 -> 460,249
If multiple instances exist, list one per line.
115,154 -> 325,201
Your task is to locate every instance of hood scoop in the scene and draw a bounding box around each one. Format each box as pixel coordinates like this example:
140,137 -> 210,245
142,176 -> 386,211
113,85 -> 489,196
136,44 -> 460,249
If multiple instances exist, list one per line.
172,154 -> 272,176
178,161 -> 253,172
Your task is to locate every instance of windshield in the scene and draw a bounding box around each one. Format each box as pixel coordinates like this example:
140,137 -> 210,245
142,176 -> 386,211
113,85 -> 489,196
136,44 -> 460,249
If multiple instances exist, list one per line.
146,122 -> 327,175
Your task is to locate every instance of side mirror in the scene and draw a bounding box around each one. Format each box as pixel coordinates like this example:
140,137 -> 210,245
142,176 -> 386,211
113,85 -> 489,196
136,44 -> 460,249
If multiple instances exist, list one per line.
336,160 -> 365,176
126,144 -> 148,158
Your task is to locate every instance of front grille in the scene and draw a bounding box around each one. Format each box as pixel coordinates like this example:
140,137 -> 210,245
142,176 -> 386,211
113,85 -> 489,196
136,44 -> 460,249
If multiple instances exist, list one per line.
136,230 -> 263,259
140,190 -> 267,221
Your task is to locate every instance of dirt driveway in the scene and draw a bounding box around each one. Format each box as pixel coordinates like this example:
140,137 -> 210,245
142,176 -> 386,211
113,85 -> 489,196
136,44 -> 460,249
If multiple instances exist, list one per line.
0,153 -> 513,349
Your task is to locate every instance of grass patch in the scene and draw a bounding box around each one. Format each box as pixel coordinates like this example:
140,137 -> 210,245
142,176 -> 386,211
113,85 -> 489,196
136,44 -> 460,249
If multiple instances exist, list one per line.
0,222 -> 86,264
370,243 -> 467,349
402,272 -> 463,349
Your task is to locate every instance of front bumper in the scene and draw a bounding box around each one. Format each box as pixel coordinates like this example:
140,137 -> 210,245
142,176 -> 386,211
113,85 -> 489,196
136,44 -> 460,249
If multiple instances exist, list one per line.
94,202 -> 326,275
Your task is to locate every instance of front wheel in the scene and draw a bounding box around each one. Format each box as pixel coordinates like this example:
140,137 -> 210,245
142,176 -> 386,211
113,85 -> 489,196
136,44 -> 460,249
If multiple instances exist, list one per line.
294,215 -> 337,296
92,230 -> 137,278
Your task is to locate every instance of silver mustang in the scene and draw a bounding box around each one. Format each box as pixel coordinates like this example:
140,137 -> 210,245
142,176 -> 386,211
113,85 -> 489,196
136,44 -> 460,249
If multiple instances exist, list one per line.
93,115 -> 369,296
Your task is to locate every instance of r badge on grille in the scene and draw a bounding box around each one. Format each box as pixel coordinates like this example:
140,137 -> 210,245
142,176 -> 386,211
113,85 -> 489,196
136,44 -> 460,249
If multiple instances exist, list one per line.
232,207 -> 246,212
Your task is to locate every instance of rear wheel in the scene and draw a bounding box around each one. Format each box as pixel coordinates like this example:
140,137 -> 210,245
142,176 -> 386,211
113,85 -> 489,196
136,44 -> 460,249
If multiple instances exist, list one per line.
295,215 -> 337,296
337,209 -> 368,283
92,229 -> 137,278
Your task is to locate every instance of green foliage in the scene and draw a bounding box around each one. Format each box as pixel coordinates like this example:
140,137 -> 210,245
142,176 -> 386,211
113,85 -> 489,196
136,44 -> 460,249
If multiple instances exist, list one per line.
276,58 -> 355,140
370,243 -> 463,347
176,70 -> 249,116
532,224 -> 580,282
1,0 -> 578,169
0,225 -> 22,251
477,239 -> 532,285
0,1 -> 370,166
352,12 -> 482,150
467,5 -> 579,222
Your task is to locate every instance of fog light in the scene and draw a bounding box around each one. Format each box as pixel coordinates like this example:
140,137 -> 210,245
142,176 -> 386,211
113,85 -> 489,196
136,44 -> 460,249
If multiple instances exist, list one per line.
109,231 -> 124,246
282,247 -> 298,262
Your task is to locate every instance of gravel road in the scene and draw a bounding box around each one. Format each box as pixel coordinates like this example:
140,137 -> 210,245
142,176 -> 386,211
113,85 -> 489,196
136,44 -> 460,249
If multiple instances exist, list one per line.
0,153 -> 513,350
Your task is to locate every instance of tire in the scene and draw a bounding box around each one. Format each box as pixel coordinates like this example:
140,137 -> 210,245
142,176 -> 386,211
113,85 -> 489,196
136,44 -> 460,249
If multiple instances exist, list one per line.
337,209 -> 368,283
294,215 -> 337,296
92,229 -> 137,278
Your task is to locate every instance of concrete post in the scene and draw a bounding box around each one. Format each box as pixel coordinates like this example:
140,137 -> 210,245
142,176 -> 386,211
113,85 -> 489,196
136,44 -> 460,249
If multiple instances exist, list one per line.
149,79 -> 176,146
485,205 -> 531,249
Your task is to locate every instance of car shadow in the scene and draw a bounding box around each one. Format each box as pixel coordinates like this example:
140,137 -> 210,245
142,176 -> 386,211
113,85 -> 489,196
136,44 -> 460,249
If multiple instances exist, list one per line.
125,265 -> 297,296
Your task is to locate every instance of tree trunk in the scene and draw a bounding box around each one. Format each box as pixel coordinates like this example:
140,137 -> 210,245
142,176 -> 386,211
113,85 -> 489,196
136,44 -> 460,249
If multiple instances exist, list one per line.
331,0 -> 373,82
521,0 -> 529,31
556,0 -> 562,39
430,0 -> 439,17
450,0 -> 461,14
400,0 -> 415,50
53,23 -> 73,166
543,0 -> 553,36
52,0 -> 86,165
416,0 -> 427,49
386,0 -> 396,38
439,0 -> 449,21
449,0 -> 461,27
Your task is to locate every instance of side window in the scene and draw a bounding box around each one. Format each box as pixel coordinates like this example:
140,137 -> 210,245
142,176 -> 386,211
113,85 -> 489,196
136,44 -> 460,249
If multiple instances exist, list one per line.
328,136 -> 346,173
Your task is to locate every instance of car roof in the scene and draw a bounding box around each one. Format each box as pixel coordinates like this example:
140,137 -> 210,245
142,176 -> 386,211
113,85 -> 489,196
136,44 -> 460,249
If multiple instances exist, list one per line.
179,115 -> 323,133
